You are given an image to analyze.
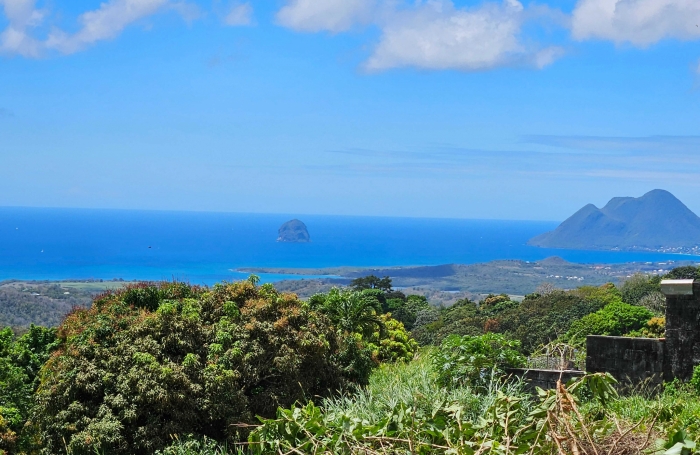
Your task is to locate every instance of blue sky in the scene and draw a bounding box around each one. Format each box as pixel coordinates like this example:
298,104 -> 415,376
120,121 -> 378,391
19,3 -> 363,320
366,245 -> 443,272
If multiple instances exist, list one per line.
1,0 -> 700,221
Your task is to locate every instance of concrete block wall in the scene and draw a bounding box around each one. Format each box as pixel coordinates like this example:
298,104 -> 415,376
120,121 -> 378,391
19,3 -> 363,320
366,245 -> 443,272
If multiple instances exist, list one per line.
586,335 -> 666,385
664,281 -> 700,381
510,279 -> 700,390
507,368 -> 584,391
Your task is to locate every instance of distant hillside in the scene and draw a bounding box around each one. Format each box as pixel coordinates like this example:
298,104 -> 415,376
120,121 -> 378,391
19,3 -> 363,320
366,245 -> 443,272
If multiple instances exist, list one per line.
529,189 -> 700,252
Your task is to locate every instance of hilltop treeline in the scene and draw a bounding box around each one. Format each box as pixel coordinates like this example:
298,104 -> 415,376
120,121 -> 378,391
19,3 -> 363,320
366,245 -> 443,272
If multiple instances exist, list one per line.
0,284 -> 92,329
0,266 -> 699,454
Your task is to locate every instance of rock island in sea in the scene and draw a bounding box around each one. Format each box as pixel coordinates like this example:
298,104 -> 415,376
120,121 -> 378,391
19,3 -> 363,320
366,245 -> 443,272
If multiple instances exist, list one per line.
277,219 -> 311,243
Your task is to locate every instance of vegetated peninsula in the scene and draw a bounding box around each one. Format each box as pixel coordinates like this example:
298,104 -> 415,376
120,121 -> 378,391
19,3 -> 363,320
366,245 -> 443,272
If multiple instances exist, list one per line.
529,189 -> 700,254
277,219 -> 310,243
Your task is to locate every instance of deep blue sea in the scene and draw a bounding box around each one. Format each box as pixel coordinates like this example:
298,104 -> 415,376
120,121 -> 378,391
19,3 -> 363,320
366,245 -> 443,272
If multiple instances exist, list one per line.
0,207 -> 693,285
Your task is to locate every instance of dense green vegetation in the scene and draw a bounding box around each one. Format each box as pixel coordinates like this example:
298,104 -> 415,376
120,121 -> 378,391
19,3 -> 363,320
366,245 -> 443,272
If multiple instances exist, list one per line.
2,266 -> 700,454
0,283 -> 93,329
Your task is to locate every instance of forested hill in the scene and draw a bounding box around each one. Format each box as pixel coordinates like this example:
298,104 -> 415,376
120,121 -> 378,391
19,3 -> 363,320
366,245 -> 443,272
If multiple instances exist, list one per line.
529,189 -> 700,252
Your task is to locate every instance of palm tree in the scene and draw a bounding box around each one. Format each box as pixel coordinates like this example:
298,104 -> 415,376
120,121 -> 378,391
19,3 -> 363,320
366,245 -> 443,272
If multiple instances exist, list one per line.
314,288 -> 385,338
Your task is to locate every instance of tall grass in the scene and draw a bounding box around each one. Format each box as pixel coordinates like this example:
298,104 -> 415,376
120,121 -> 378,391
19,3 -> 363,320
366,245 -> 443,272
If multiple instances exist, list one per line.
155,435 -> 245,455
159,353 -> 700,454
586,380 -> 700,437
322,348 -> 533,425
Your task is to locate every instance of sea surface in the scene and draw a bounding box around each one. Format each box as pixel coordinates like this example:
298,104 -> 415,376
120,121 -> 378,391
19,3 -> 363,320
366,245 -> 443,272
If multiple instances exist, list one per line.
0,207 -> 694,285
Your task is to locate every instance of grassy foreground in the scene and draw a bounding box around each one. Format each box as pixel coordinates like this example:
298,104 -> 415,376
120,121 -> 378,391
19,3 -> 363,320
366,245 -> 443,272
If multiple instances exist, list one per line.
159,351 -> 700,454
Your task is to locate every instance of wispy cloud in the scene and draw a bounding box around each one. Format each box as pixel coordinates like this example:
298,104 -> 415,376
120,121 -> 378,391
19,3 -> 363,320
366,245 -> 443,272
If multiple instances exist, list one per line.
223,2 -> 253,26
276,0 -> 377,33
46,0 -> 169,54
0,0 -> 199,57
0,0 -> 45,57
572,0 -> 700,46
321,143 -> 700,184
523,135 -> 700,154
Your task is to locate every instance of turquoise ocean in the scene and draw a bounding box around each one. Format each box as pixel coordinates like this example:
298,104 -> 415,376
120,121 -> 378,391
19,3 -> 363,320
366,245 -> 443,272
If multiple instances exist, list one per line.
0,207 -> 693,285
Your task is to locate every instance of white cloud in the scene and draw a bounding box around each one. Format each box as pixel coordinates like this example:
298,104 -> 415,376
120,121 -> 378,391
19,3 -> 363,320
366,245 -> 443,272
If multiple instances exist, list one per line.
0,0 -> 45,57
572,0 -> 700,46
45,0 -> 172,54
276,0 -> 376,33
224,2 -> 253,26
0,0 -> 196,57
365,0 -> 563,71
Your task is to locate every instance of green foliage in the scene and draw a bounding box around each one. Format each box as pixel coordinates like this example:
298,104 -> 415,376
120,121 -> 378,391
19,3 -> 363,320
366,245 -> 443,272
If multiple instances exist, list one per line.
691,365 -> 700,396
566,300 -> 654,343
665,266 -> 700,280
496,288 -> 610,353
0,284 -> 93,328
249,352 -> 539,455
34,281 -> 359,455
412,298 -> 484,346
620,273 -> 662,306
155,435 -> 242,455
388,294 -> 430,330
249,352 -> 636,455
350,275 -> 393,292
409,307 -> 442,345
311,288 -> 418,366
663,430 -> 697,455
310,288 -> 385,338
0,325 -> 58,453
625,316 -> 666,338
367,314 -> 418,363
431,333 -> 525,389
478,294 -> 518,317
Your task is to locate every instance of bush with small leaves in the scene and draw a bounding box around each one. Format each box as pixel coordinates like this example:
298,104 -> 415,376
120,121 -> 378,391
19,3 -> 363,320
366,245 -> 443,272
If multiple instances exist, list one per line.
691,365 -> 700,396
34,281 -> 359,455
431,333 -> 525,389
620,273 -> 661,306
566,301 -> 654,343
367,314 -> 418,363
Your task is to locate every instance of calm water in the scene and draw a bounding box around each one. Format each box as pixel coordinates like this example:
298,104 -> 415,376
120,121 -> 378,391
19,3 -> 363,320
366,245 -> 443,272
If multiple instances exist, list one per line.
0,207 -> 692,285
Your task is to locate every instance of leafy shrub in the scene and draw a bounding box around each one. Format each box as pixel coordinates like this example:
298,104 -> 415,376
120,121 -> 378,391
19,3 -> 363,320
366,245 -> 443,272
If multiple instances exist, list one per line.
367,314 -> 418,363
625,316 -> 665,338
478,294 -> 518,317
0,411 -> 16,455
389,294 -> 431,330
620,273 -> 661,306
0,325 -> 58,452
309,288 -> 384,338
638,291 -> 666,316
431,333 -> 525,389
34,281 -> 360,455
495,289 -> 608,353
249,352 -> 537,455
566,301 -> 654,343
409,307 -> 441,345
155,434 -> 242,455
665,266 -> 700,280
430,298 -> 485,345
691,365 -> 700,396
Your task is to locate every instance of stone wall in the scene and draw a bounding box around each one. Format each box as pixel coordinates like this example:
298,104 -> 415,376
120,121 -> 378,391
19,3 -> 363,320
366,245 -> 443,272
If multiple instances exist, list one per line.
507,368 -> 584,391
664,281 -> 700,381
586,335 -> 666,385
508,279 -> 700,390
